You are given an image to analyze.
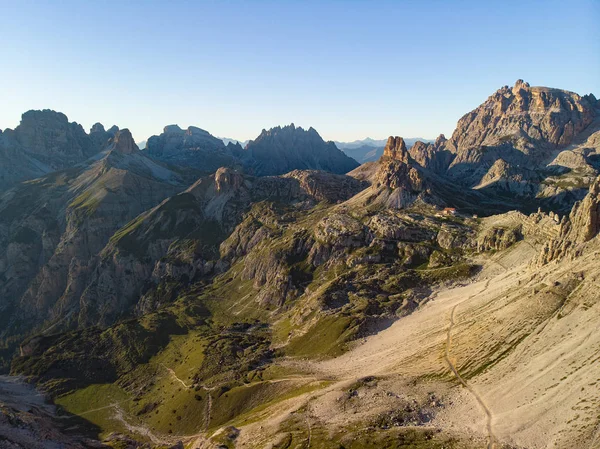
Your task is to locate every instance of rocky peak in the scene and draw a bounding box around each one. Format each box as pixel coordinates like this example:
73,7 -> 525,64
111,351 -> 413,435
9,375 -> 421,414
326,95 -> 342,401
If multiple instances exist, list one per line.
450,80 -> 598,153
163,124 -> 184,134
143,123 -> 358,177
254,123 -> 300,140
186,126 -> 212,137
0,109 -> 115,189
410,140 -> 428,153
13,110 -> 89,157
375,160 -> 423,190
110,129 -> 138,154
107,125 -> 119,135
382,136 -> 409,162
19,109 -> 69,127
245,124 -> 359,176
374,136 -> 427,205
512,79 -> 531,93
407,137 -> 457,175
434,134 -> 447,148
1,109 -> 112,172
88,123 -> 116,154
252,124 -> 325,143
215,167 -> 245,193
90,123 -> 105,134
145,124 -> 227,164
226,141 -> 243,151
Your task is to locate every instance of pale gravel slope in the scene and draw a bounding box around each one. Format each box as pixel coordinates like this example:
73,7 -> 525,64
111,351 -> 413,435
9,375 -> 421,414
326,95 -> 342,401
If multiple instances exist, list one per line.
225,235 -> 600,449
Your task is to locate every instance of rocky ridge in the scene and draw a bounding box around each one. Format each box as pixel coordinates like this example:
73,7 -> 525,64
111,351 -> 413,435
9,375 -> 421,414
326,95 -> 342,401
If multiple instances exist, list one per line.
144,123 -> 359,177
82,168 -> 368,320
0,129 -> 188,363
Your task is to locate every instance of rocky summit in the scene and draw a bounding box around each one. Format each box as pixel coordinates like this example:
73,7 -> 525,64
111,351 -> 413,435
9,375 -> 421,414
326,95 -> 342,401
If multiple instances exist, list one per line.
145,124 -> 242,173
244,124 -> 359,175
401,80 -> 600,212
0,81 -> 600,449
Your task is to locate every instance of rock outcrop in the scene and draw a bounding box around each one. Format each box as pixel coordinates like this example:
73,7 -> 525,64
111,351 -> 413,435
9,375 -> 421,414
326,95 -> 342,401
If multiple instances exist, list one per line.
11,110 -> 98,163
378,81 -> 600,213
382,136 -> 410,162
568,178 -> 600,243
366,136 -> 433,209
0,376 -> 104,449
474,158 -> 542,197
378,137 -> 421,184
477,225 -> 522,252
537,176 -> 600,264
408,137 -> 456,174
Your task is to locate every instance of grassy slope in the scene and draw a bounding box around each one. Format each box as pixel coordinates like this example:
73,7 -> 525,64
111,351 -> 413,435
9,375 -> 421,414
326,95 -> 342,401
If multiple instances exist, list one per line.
12,195 -> 480,445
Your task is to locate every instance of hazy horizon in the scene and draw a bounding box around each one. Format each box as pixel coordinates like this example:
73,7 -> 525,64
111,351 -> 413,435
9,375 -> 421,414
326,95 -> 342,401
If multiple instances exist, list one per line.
1,0 -> 599,143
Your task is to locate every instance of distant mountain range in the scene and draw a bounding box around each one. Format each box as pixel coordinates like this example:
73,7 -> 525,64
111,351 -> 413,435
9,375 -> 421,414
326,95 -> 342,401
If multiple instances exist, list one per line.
0,118 -> 359,191
219,137 -> 250,147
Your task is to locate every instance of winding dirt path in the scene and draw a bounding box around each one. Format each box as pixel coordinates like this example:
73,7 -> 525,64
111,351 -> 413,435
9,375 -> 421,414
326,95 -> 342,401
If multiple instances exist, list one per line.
54,402 -> 123,419
204,391 -> 213,430
444,283 -> 497,449
162,364 -> 193,389
305,403 -> 313,448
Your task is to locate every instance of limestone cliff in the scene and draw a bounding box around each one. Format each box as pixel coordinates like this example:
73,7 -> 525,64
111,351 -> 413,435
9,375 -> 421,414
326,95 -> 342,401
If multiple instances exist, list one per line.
537,176 -> 600,265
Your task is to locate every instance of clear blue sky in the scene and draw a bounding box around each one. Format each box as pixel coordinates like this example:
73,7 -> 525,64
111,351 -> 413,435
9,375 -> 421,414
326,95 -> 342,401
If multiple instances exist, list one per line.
1,0 -> 598,143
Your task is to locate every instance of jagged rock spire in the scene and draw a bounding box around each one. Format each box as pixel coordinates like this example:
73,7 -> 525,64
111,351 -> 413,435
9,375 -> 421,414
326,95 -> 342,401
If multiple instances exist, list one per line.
111,129 -> 138,154
382,136 -> 409,162
568,176 -> 600,243
90,123 -> 105,134
434,134 -> 447,148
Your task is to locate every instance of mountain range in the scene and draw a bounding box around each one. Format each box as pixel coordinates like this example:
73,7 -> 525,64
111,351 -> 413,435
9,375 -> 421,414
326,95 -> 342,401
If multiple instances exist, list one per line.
144,123 -> 358,177
0,80 -> 599,449
0,119 -> 359,192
